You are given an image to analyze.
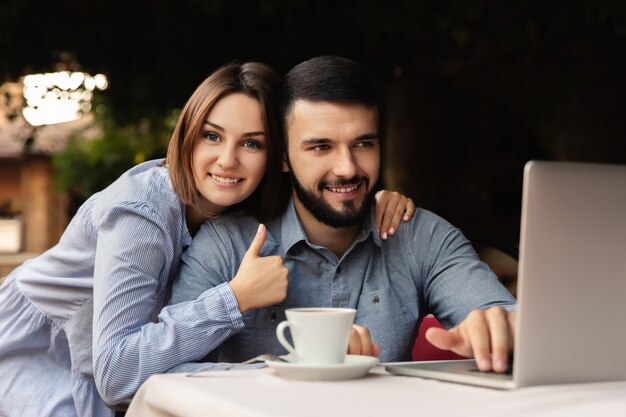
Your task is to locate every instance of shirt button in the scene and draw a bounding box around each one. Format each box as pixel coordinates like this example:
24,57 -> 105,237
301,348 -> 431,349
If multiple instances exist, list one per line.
337,266 -> 342,274
270,312 -> 278,321
372,295 -> 380,304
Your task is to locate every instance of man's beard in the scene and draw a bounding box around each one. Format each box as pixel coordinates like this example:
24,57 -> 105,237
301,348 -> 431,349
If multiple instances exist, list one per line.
288,169 -> 376,228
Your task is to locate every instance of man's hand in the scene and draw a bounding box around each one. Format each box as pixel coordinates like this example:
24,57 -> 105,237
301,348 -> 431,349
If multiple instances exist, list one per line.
425,307 -> 516,373
348,323 -> 381,357
229,224 -> 289,313
374,190 -> 416,240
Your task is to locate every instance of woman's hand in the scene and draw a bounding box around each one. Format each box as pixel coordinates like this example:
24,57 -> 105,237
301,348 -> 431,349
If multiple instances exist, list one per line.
229,224 -> 289,313
374,190 -> 416,240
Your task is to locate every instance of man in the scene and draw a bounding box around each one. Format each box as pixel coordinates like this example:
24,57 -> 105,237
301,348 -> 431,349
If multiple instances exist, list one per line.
172,56 -> 516,373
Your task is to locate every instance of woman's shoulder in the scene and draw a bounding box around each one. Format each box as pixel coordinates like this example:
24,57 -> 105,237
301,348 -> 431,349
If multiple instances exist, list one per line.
91,159 -> 183,222
114,159 -> 170,195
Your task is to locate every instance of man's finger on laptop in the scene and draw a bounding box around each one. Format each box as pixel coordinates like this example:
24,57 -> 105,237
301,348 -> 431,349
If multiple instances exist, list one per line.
465,312 -> 494,372
486,307 -> 512,372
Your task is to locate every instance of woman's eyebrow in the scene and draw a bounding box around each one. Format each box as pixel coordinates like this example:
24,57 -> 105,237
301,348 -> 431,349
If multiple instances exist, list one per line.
204,121 -> 224,131
204,121 -> 264,137
242,131 -> 266,137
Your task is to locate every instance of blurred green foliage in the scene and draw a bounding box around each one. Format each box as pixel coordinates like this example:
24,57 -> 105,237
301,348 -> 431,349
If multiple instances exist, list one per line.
52,102 -> 179,205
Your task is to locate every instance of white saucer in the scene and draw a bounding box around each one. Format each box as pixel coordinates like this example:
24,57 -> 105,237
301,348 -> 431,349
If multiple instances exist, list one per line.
265,354 -> 379,381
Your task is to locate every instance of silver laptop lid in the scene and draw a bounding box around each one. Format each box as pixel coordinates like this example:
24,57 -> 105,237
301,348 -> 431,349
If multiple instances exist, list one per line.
515,161 -> 626,387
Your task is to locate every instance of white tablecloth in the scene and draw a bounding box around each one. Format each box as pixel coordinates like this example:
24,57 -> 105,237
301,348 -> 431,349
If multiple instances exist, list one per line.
126,366 -> 626,417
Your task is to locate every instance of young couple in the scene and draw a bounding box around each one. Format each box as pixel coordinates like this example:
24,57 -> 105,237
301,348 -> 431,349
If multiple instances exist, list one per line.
0,56 -> 515,417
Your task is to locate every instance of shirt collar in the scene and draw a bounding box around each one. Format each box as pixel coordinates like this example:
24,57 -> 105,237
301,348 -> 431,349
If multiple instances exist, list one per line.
361,210 -> 383,248
279,198 -> 383,256
279,199 -> 308,256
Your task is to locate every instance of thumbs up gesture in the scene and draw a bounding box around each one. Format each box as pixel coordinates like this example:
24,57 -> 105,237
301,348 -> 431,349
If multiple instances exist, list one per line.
229,224 -> 289,313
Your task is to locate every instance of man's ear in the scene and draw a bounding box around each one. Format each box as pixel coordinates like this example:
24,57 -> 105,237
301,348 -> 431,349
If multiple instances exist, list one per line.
282,153 -> 290,173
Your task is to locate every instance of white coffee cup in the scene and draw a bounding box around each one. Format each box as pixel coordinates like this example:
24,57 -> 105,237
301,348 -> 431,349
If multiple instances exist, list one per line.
275,307 -> 356,365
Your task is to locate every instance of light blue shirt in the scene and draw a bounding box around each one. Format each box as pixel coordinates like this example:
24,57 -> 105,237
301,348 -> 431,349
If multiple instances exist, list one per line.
172,199 -> 516,364
0,159 -> 243,417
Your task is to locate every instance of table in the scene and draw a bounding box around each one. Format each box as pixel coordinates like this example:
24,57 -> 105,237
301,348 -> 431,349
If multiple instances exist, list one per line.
125,366 -> 626,417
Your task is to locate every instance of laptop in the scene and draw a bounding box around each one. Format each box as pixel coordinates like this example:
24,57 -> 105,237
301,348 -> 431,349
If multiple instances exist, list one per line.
386,160 -> 626,389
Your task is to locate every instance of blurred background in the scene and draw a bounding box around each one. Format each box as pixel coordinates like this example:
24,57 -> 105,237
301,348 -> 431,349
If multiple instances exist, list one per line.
1,0 -> 625,289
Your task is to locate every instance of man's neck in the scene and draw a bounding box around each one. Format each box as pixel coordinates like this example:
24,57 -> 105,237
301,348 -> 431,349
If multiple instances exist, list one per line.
292,197 -> 362,258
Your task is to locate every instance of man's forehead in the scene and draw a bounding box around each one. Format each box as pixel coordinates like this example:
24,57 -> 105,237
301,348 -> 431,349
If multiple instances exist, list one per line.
288,99 -> 377,115
285,100 -> 378,135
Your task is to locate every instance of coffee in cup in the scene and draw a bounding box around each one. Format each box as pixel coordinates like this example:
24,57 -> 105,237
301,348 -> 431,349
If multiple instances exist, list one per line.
276,307 -> 356,365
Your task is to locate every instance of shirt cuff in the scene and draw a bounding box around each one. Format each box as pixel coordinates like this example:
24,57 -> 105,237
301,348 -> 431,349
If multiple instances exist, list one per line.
215,282 -> 245,332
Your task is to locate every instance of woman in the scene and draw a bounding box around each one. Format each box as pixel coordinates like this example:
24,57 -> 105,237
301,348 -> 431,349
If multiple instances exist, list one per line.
0,62 -> 414,417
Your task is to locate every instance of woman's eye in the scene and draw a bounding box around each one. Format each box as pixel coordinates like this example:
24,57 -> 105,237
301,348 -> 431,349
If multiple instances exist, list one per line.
243,140 -> 262,150
204,132 -> 220,142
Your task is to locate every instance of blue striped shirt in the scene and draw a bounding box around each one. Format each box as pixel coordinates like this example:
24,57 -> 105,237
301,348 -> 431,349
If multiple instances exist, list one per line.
0,159 -> 242,417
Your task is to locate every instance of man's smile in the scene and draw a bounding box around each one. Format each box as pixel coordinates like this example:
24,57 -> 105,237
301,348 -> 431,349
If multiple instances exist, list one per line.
326,184 -> 358,193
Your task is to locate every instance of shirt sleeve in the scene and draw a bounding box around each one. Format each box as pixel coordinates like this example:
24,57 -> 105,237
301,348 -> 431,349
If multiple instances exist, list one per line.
91,202 -> 243,405
408,211 -> 517,329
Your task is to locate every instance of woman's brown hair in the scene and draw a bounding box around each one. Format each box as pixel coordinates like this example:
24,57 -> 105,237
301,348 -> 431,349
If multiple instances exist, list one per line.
166,62 -> 289,221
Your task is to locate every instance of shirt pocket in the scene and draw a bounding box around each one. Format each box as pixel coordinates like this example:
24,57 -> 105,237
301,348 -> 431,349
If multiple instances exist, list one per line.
356,287 -> 414,362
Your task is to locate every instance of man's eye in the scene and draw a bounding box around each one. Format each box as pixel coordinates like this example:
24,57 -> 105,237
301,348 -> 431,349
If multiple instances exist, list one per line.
355,141 -> 373,148
313,144 -> 330,152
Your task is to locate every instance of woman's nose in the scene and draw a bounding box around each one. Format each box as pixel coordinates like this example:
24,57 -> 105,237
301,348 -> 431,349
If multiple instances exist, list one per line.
217,145 -> 238,169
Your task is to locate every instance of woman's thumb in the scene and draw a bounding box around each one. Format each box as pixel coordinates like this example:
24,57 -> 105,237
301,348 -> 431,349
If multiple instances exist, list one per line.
244,223 -> 266,259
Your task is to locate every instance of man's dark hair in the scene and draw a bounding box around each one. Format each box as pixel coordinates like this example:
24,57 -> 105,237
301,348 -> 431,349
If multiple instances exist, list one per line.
279,56 -> 380,130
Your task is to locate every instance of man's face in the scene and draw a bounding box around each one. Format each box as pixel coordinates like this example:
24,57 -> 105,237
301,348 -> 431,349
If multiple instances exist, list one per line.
283,100 -> 380,228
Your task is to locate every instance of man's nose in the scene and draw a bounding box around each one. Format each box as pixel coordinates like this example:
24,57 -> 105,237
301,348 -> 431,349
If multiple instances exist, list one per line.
332,148 -> 357,178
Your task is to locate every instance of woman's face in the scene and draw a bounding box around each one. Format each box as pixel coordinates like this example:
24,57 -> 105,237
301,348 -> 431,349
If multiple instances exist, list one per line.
192,93 -> 268,214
